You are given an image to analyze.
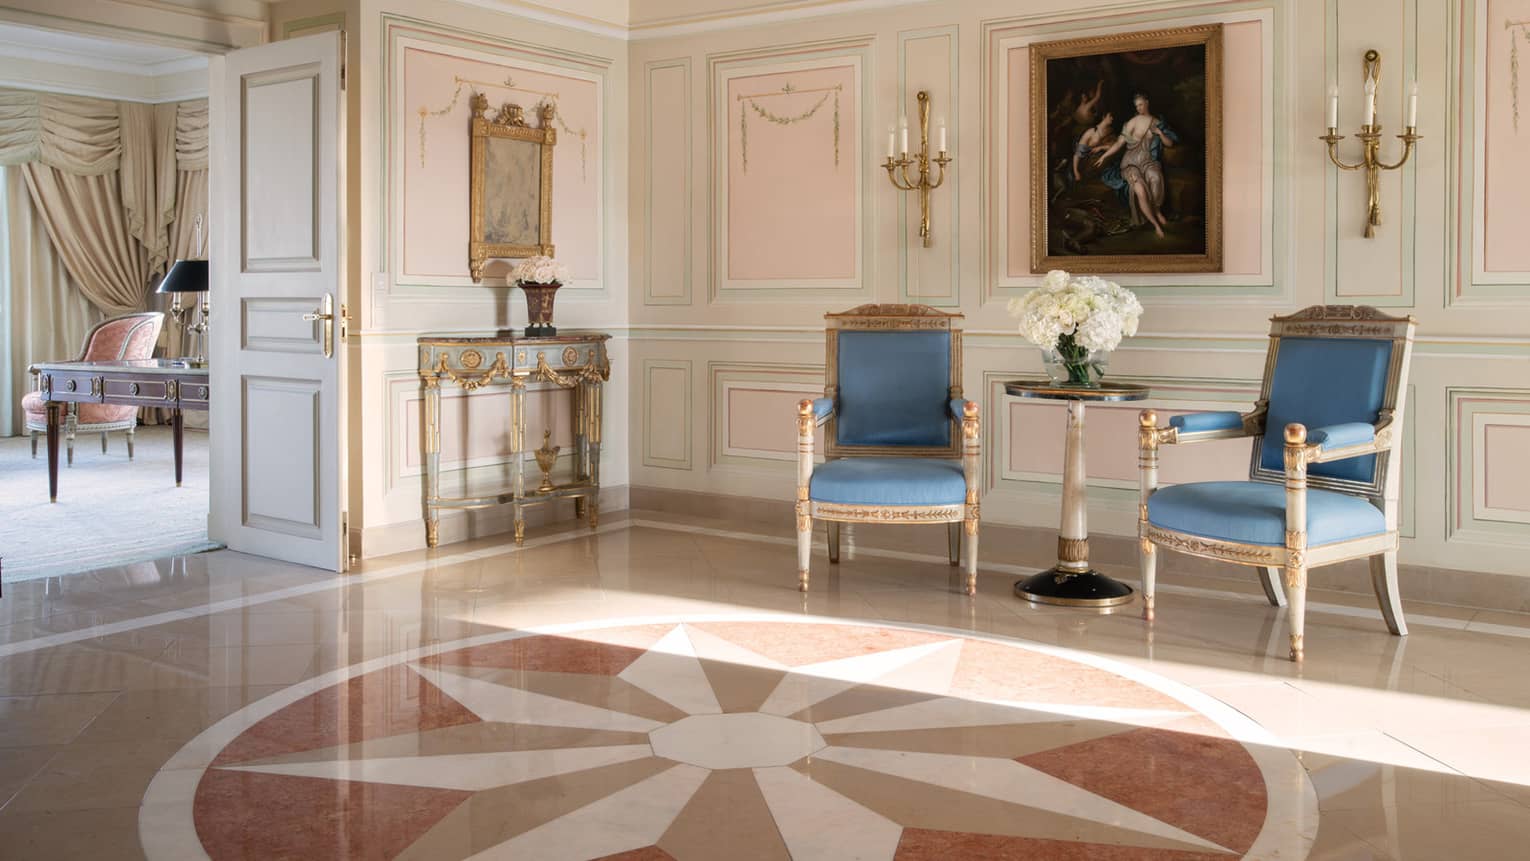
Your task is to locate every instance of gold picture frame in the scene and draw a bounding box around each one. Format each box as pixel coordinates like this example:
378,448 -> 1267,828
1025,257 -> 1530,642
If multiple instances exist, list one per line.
1029,24 -> 1223,274
469,93 -> 556,283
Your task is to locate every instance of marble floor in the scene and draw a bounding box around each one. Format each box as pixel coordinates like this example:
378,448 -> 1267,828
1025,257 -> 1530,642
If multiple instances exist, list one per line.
2,510 -> 1530,859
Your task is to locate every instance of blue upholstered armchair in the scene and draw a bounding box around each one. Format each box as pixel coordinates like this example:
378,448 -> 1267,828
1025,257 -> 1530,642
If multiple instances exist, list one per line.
1137,306 -> 1417,661
796,305 -> 981,594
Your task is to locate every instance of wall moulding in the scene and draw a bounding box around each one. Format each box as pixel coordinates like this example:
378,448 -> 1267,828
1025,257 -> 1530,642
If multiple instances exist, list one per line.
707,36 -> 875,302
708,361 -> 823,468
1448,387 -> 1530,546
980,5 -> 1283,303
643,57 -> 694,306
642,359 -> 694,469
382,16 -> 612,298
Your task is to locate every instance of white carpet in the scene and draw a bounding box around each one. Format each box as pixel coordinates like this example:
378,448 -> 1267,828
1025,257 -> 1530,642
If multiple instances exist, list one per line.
0,425 -> 219,582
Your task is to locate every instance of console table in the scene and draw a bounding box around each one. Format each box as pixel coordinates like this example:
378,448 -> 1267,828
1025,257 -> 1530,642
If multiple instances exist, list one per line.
417,332 -> 611,548
29,359 -> 209,502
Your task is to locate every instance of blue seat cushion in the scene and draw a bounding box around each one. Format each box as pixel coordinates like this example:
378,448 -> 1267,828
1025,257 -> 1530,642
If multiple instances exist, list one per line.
836,330 -> 952,447
1148,481 -> 1386,547
810,457 -> 966,506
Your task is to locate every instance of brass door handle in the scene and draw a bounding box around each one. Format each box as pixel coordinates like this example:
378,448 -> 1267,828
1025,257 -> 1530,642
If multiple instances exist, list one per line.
303,294 -> 336,357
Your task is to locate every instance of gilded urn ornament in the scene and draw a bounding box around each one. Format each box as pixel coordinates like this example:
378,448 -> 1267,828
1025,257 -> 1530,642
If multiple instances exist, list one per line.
534,429 -> 560,492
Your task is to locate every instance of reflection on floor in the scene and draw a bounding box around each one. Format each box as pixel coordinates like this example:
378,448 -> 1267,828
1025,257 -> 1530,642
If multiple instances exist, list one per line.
2,509 -> 1530,858
0,426 -> 214,580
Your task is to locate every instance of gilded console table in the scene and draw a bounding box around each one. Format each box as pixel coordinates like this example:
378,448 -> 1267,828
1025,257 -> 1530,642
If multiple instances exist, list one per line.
417,332 -> 610,548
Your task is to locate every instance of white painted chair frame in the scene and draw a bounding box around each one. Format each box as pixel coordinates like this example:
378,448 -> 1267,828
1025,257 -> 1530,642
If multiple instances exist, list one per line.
1137,306 -> 1417,662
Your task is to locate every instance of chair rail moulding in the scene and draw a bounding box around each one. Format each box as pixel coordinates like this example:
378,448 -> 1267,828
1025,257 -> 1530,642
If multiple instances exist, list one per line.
980,6 -> 1281,300
708,37 -> 874,301
383,21 -> 609,296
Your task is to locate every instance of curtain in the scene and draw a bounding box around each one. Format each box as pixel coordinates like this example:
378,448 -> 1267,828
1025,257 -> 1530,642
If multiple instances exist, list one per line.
21,163 -> 152,316
1,166 -> 100,436
148,101 -> 209,427
0,91 -> 119,174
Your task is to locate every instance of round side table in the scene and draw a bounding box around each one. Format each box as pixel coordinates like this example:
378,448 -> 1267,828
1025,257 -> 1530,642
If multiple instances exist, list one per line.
1004,380 -> 1151,608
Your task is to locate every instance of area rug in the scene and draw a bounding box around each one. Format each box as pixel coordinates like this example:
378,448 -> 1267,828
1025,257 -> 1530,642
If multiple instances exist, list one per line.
0,425 -> 220,582
143,614 -> 1317,860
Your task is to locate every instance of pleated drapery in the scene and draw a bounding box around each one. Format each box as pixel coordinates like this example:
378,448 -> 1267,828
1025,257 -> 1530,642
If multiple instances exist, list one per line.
0,91 -> 121,175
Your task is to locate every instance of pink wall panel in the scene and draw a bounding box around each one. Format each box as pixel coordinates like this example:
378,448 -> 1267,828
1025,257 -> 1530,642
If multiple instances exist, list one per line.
402,45 -> 601,282
1482,0 -> 1530,273
1484,424 -> 1530,512
726,63 -> 857,281
1008,401 -> 1249,484
403,389 -> 576,469
727,388 -> 824,454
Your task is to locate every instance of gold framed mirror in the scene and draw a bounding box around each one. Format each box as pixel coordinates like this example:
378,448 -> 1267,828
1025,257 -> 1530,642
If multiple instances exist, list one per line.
469,93 -> 556,283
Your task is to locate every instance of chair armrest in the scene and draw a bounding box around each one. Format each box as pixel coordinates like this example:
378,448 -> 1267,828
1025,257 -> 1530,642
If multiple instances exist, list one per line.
810,397 -> 835,427
1299,422 -> 1387,464
948,398 -> 977,423
1157,407 -> 1264,444
1168,411 -> 1243,434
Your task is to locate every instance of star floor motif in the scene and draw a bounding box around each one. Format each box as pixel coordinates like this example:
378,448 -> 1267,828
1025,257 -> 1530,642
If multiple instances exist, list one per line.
142,615 -> 1318,859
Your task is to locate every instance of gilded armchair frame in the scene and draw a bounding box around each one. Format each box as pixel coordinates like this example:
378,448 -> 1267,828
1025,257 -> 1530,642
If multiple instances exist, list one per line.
796,305 -> 982,595
1137,306 -> 1417,661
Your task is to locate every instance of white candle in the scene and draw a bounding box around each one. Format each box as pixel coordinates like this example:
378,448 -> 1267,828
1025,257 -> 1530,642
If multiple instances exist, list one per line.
1407,79 -> 1419,128
1327,85 -> 1339,129
886,125 -> 895,159
900,116 -> 908,155
938,116 -> 947,153
1364,77 -> 1376,127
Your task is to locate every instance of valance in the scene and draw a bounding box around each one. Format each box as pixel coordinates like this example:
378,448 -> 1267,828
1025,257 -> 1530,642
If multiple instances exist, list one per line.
175,100 -> 208,170
0,91 -> 121,174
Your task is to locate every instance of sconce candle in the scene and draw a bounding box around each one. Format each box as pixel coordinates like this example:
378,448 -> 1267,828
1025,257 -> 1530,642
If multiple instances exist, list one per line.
1407,80 -> 1418,127
1327,85 -> 1339,129
899,117 -> 909,155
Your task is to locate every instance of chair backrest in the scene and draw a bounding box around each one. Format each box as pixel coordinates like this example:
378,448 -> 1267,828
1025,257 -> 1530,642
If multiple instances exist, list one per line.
1249,306 -> 1416,501
79,312 -> 164,363
823,304 -> 964,458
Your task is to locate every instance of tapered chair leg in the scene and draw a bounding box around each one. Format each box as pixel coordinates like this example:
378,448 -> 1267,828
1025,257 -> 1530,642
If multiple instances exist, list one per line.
65,419 -> 75,467
126,427 -> 135,460
1258,566 -> 1288,607
947,522 -> 960,566
30,431 -> 38,458
963,520 -> 978,596
1140,542 -> 1157,621
1285,565 -> 1307,662
797,516 -> 812,592
827,521 -> 841,564
1369,551 -> 1408,636
101,432 -> 108,453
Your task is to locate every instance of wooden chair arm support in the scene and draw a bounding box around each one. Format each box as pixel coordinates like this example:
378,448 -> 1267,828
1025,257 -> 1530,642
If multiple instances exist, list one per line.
1300,420 -> 1394,465
1143,406 -> 1268,447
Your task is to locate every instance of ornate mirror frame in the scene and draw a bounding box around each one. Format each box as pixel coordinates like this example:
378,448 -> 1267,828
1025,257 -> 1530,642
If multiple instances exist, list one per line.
468,93 -> 556,283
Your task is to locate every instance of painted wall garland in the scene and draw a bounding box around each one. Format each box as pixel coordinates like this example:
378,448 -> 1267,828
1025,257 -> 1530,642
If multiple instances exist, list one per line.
418,74 -> 590,180
736,82 -> 842,173
1510,16 -> 1530,131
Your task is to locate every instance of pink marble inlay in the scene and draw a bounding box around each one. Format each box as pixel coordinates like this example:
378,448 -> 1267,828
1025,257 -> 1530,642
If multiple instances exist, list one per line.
421,626 -> 673,675
895,828 -> 1229,860
946,639 -> 1186,711
687,622 -> 950,667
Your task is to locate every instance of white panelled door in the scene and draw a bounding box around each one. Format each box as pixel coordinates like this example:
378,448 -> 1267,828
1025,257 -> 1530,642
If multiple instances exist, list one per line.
209,32 -> 346,571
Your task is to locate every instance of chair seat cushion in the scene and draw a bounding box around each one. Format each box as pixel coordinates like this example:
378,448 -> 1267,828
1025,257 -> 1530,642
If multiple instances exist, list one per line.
810,457 -> 966,506
1148,481 -> 1386,547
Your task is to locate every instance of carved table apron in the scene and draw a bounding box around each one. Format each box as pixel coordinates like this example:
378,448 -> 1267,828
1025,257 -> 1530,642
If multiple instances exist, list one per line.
417,332 -> 611,548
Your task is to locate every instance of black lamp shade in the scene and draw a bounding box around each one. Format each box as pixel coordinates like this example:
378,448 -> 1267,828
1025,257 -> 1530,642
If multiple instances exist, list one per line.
157,259 -> 209,294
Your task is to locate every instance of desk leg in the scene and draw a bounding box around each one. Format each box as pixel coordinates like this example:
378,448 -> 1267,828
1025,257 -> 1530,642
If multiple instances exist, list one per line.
423,379 -> 441,547
46,401 -> 61,502
587,381 -> 601,530
512,383 -> 526,546
172,408 -> 184,487
1015,400 -> 1134,607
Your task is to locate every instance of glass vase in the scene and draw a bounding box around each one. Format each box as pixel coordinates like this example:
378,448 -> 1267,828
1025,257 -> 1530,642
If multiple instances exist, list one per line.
1042,345 -> 1109,387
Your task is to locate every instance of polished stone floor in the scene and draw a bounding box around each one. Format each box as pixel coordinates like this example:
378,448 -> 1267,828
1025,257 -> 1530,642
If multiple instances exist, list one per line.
2,510 -> 1530,859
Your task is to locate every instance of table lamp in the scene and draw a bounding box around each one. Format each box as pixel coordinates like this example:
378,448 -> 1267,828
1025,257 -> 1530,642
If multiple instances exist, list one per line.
157,258 -> 209,366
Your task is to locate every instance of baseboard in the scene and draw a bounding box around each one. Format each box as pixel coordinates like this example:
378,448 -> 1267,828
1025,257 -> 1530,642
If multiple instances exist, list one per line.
360,484 -> 631,558
630,486 -> 1530,614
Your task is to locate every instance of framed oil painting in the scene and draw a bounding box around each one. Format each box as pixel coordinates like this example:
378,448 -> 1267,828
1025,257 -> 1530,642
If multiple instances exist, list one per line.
1030,24 -> 1222,273
468,93 -> 556,283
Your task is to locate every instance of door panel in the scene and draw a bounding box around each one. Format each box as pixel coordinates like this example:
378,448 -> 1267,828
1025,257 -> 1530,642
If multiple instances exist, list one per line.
210,32 -> 345,571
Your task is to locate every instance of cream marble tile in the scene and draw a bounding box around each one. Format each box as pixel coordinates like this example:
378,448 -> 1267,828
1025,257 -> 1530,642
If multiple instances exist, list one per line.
5,739 -> 187,813
0,692 -> 120,747
0,806 -> 147,859
1322,798 -> 1530,858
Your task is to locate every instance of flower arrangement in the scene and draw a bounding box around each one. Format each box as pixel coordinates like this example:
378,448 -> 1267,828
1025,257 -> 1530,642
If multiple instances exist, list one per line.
1007,270 -> 1142,385
511,255 -> 569,286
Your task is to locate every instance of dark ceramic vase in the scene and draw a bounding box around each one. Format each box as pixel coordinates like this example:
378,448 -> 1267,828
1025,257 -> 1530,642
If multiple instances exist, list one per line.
519,281 -> 561,336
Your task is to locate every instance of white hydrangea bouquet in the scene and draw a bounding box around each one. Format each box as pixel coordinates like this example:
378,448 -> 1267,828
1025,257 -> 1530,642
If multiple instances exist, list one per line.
1007,270 -> 1143,386
510,255 -> 569,286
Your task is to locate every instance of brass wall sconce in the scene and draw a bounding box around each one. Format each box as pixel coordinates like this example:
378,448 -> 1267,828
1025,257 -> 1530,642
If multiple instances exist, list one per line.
883,91 -> 951,248
1320,49 -> 1421,238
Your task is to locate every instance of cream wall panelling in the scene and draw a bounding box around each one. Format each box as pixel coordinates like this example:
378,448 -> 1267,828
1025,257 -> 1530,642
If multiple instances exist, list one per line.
642,358 -> 693,469
0,0 -> 265,54
708,38 -> 874,301
897,25 -> 958,306
1454,0 -> 1530,304
384,25 -> 609,294
1448,388 -> 1530,545
982,5 -> 1282,300
708,362 -> 823,467
643,57 -> 693,305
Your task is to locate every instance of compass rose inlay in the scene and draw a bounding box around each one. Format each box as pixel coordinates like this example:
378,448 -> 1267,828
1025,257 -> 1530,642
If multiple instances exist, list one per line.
144,617 -> 1317,860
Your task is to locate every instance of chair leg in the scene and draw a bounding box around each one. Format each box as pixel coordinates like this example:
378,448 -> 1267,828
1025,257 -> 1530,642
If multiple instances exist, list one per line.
947,522 -> 960,566
1285,564 -> 1307,662
827,522 -> 841,564
65,416 -> 76,467
963,519 -> 978,596
797,512 -> 812,592
101,432 -> 108,453
1140,540 -> 1157,621
30,430 -> 38,458
1369,551 -> 1408,636
1258,566 -> 1288,607
126,427 -> 135,460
